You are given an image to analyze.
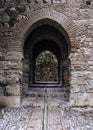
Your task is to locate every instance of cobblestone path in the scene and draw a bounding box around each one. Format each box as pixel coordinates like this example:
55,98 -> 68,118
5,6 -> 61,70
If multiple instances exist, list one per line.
26,89 -> 63,130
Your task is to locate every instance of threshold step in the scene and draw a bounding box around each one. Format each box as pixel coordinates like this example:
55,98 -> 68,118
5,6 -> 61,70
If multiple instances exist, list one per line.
28,87 -> 64,93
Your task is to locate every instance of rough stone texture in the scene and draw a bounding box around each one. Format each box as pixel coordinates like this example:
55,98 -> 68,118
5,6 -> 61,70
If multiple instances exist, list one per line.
0,96 -> 21,107
6,85 -> 21,96
0,87 -> 4,96
0,94 -> 93,130
0,107 -> 32,130
0,0 -> 93,107
61,108 -> 93,130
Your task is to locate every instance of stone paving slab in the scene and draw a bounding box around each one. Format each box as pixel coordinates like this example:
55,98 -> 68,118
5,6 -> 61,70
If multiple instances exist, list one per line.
48,107 -> 63,130
27,107 -> 43,130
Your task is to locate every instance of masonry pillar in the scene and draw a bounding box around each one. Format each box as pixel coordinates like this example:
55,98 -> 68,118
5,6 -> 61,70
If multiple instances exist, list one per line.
0,39 -> 22,107
62,58 -> 71,101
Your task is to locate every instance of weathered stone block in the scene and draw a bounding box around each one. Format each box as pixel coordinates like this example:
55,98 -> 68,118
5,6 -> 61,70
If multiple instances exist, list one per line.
6,85 -> 21,96
0,96 -> 21,107
6,96 -> 21,107
71,85 -> 82,93
71,79 -> 85,85
70,93 -> 93,107
0,96 -> 7,107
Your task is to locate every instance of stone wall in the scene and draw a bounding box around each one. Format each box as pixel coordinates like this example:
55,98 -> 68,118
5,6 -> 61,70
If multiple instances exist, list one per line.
0,0 -> 93,107
70,1 -> 93,107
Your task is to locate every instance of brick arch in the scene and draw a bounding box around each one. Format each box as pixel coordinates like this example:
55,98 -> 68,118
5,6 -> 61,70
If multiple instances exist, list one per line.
19,7 -> 78,98
16,7 -> 78,53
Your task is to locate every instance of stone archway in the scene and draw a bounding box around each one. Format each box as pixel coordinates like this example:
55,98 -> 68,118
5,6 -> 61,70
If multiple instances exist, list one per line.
13,4 -> 79,102
22,19 -> 71,100
16,6 -> 76,51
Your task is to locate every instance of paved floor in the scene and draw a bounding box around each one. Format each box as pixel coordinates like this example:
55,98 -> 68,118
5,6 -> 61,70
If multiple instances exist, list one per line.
25,90 -> 64,130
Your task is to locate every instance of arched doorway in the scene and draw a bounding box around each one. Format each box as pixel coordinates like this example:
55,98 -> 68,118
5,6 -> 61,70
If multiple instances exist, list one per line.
23,20 -> 71,100
30,39 -> 62,87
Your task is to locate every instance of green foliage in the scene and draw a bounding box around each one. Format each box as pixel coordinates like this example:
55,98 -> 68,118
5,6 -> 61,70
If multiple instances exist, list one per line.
35,50 -> 58,82
36,50 -> 58,66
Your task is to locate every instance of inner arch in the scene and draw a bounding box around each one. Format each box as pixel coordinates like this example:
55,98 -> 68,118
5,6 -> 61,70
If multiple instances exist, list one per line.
31,39 -> 61,86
